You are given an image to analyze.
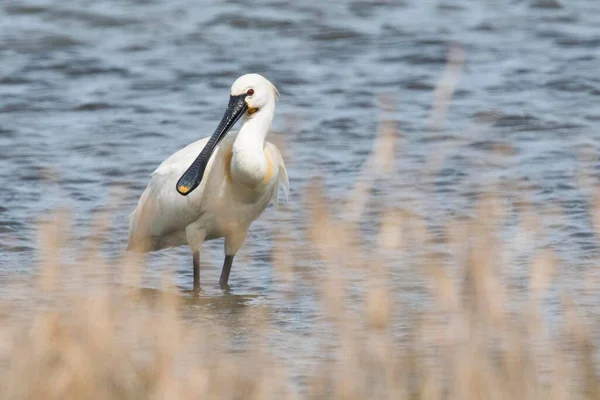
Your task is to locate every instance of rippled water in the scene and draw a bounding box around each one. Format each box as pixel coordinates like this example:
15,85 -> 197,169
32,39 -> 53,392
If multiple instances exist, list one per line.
1,0 -> 600,373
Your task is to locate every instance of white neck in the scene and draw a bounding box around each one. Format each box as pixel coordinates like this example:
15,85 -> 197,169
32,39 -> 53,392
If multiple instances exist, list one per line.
230,102 -> 275,186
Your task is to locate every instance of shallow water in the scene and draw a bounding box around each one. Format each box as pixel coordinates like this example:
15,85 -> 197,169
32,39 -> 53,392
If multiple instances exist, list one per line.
1,0 -> 600,378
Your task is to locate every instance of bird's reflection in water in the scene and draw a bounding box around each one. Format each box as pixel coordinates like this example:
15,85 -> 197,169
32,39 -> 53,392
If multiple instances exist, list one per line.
131,286 -> 263,325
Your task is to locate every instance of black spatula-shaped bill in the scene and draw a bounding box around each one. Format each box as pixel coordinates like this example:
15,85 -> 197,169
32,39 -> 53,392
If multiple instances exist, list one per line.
176,94 -> 248,196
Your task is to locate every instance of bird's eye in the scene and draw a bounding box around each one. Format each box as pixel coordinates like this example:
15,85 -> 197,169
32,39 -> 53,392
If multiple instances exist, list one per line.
247,88 -> 254,96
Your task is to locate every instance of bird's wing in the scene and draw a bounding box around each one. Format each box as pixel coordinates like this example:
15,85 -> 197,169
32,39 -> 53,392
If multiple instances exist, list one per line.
127,137 -> 210,252
265,141 -> 289,207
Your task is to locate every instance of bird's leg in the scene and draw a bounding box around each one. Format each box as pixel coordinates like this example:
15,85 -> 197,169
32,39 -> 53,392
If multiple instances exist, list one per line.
221,233 -> 245,290
193,251 -> 200,291
185,225 -> 205,292
219,255 -> 234,289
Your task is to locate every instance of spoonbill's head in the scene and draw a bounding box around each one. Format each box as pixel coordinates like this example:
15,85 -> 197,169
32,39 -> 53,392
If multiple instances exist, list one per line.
230,73 -> 279,114
176,73 -> 279,196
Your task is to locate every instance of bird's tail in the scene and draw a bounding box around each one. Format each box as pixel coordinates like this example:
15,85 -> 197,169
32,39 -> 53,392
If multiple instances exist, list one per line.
126,187 -> 155,253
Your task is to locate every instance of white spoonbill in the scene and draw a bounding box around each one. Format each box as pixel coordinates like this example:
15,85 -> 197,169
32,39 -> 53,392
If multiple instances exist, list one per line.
127,73 -> 289,290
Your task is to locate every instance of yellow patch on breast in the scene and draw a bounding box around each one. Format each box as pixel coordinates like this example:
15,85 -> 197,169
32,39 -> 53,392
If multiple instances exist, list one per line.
263,149 -> 274,184
247,107 -> 259,115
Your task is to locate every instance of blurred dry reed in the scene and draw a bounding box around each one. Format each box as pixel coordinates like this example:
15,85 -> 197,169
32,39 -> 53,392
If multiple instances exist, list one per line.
1,46 -> 599,399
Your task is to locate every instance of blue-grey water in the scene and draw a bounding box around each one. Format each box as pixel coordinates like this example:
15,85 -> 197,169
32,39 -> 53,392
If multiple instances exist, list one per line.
1,0 -> 600,380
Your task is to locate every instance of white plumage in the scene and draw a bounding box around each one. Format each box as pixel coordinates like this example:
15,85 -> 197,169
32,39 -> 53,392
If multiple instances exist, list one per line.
127,73 -> 289,289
